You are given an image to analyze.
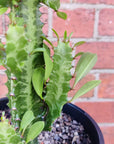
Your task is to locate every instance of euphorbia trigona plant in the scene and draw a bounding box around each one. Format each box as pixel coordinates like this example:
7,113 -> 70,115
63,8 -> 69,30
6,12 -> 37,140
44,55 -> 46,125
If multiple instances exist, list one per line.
0,0 -> 100,143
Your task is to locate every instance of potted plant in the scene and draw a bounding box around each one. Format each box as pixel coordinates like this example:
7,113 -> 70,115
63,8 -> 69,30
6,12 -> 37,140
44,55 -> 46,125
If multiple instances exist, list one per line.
0,0 -> 104,144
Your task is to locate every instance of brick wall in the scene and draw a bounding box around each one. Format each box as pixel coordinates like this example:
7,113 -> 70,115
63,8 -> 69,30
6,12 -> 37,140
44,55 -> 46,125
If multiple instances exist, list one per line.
0,0 -> 114,143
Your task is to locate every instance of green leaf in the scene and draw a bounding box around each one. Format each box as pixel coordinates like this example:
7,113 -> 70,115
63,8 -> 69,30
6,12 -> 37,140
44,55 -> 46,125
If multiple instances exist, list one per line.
0,120 -> 22,144
43,44 -> 53,81
52,29 -> 59,41
31,48 -> 45,55
0,7 -> 8,15
41,0 -> 60,10
57,11 -> 67,20
74,52 -> 84,58
64,31 -> 67,41
31,47 -> 53,81
41,36 -> 54,48
26,121 -> 44,143
68,32 -> 73,41
73,41 -> 85,48
32,67 -> 45,99
20,110 -> 35,132
71,80 -> 101,101
74,52 -> 97,86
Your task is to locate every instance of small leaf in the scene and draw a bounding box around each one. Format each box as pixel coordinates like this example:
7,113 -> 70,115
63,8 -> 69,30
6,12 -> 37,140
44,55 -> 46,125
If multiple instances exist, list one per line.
57,11 -> 67,20
26,121 -> 44,143
0,7 -> 8,15
41,36 -> 54,48
71,80 -> 101,101
31,48 -> 45,55
64,31 -> 67,41
73,41 -> 85,48
74,52 -> 84,58
43,44 -> 53,81
32,67 -> 45,99
68,32 -> 73,41
41,0 -> 60,10
52,29 -> 59,41
74,52 -> 97,87
31,46 -> 53,81
20,110 -> 35,132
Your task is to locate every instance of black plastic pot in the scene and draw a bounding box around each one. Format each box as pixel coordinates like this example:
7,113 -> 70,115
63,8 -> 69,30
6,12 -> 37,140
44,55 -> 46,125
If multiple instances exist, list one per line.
0,97 -> 104,144
63,103 -> 104,144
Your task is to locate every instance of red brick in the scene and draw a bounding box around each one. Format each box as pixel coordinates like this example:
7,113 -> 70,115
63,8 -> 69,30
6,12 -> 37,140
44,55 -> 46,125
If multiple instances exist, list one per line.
0,15 -> 3,34
75,102 -> 114,123
76,42 -> 114,69
39,6 -> 48,14
42,24 -> 48,36
75,0 -> 114,4
68,74 -> 95,98
53,9 -> 95,38
99,9 -> 114,36
0,66 -> 6,70
0,74 -> 8,98
98,74 -> 114,98
100,126 -> 114,144
5,14 -> 10,32
99,0 -> 114,4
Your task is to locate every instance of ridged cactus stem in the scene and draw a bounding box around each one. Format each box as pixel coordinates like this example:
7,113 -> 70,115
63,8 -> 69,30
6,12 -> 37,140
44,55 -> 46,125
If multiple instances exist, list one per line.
10,73 -> 20,130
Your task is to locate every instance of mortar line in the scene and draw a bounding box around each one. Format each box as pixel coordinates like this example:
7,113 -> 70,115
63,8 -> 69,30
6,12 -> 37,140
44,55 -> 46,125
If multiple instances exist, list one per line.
71,37 -> 114,42
60,3 -> 114,9
0,70 -> 6,75
1,35 -> 114,42
90,69 -> 114,74
48,37 -> 114,42
93,9 -> 100,38
98,123 -> 114,127
72,98 -> 114,103
48,8 -> 53,37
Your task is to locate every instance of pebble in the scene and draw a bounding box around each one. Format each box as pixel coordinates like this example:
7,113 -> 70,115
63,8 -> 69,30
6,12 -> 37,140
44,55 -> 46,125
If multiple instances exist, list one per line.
38,113 -> 92,144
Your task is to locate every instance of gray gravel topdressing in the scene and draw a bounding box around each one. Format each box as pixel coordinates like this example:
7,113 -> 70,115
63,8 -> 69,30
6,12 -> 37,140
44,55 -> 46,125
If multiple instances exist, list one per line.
38,113 -> 91,144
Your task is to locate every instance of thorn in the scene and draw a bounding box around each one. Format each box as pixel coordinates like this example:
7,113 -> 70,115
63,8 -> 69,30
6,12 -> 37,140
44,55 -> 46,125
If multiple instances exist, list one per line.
70,87 -> 73,91
72,75 -> 75,78
9,93 -> 15,97
24,24 -> 27,28
12,107 -> 17,111
15,127 -> 19,131
28,39 -> 32,42
11,76 -> 17,80
15,118 -> 20,121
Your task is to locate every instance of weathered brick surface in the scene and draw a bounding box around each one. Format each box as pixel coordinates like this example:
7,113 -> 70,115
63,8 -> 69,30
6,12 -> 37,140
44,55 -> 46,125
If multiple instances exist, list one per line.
0,1 -> 114,143
100,126 -> 114,144
0,74 -> 8,98
68,74 -> 95,98
76,42 -> 114,69
53,9 -> 95,38
98,74 -> 114,98
75,102 -> 114,123
99,9 -> 114,36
